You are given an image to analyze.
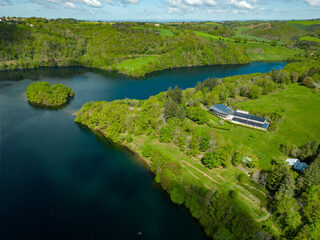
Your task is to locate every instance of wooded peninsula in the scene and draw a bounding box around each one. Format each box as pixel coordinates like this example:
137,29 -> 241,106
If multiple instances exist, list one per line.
75,59 -> 320,240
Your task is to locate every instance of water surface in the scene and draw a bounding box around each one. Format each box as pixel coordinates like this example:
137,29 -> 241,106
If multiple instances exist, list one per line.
0,62 -> 286,240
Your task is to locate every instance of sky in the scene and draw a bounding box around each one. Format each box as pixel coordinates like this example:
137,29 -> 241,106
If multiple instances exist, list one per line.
0,0 -> 319,21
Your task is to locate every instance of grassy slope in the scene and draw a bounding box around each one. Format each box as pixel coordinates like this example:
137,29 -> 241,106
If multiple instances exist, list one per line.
113,55 -> 159,76
158,28 -> 174,37
211,84 -> 320,169
244,43 -> 302,61
132,135 -> 270,220
288,20 -> 320,26
233,26 -> 272,43
132,26 -> 174,37
194,31 -> 301,61
299,36 -> 320,43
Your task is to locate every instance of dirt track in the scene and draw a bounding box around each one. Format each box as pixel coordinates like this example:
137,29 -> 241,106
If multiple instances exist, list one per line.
249,23 -> 272,30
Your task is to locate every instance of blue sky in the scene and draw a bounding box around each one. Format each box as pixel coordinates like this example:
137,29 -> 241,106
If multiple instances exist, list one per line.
0,0 -> 319,21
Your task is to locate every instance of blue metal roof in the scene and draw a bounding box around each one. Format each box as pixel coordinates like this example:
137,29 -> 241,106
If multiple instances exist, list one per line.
233,111 -> 266,123
210,104 -> 233,115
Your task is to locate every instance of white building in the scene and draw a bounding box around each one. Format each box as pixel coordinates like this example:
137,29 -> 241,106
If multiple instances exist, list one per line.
286,158 -> 308,172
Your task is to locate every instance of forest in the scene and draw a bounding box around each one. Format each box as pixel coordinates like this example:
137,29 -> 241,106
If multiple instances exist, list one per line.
75,59 -> 320,239
26,81 -> 75,107
1,18 -> 319,76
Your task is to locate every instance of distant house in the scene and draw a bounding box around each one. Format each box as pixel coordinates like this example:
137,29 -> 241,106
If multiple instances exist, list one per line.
209,104 -> 269,131
286,158 -> 308,172
154,24 -> 160,27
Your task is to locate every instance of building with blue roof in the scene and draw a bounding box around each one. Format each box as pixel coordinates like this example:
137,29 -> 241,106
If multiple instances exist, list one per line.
286,158 -> 308,172
209,104 -> 233,118
209,104 -> 270,131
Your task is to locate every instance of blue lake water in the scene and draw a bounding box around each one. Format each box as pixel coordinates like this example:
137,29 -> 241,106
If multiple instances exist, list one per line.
0,62 -> 286,240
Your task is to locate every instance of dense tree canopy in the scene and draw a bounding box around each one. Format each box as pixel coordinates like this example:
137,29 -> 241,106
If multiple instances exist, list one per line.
26,81 -> 74,107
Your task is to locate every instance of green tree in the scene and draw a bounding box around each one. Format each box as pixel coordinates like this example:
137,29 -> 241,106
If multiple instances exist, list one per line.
164,97 -> 179,119
294,222 -> 320,240
249,85 -> 261,99
169,184 -> 186,205
300,154 -> 320,188
186,107 -> 209,124
272,193 -> 302,236
202,147 -> 232,169
302,76 -> 315,88
167,86 -> 182,104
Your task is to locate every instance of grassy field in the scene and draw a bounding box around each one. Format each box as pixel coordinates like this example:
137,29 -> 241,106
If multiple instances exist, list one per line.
132,26 -> 174,37
244,43 -> 301,61
133,135 -> 270,220
233,26 -> 272,43
208,84 -> 320,169
114,55 -> 159,76
194,30 -> 300,61
158,28 -> 174,37
288,20 -> 320,26
203,22 -> 222,26
299,36 -> 320,43
194,30 -> 270,45
194,31 -> 233,41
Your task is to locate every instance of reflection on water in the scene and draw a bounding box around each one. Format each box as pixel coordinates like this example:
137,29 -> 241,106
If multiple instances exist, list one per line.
0,62 -> 286,240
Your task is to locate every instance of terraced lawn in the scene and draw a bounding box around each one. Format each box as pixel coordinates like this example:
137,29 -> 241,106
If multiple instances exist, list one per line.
132,135 -> 270,221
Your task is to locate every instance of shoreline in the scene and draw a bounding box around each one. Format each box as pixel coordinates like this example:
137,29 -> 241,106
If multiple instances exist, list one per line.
75,121 -> 211,239
0,59 -> 290,79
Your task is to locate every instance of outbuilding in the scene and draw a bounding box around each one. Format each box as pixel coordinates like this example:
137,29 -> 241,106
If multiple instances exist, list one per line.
286,158 -> 308,172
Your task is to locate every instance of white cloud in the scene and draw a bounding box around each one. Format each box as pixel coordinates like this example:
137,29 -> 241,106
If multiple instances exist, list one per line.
39,0 -> 139,9
83,0 -> 103,7
0,0 -> 11,5
305,0 -> 320,7
229,0 -> 255,9
64,1 -> 76,7
167,0 -> 257,14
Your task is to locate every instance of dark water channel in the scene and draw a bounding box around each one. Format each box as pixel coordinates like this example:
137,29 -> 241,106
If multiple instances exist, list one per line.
0,62 -> 286,240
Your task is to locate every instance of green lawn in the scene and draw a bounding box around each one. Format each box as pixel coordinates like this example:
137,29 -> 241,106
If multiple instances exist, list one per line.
114,55 -> 159,76
299,36 -> 320,43
209,84 -> 320,169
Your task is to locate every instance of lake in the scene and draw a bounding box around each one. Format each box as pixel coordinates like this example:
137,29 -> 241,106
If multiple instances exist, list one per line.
0,62 -> 286,240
